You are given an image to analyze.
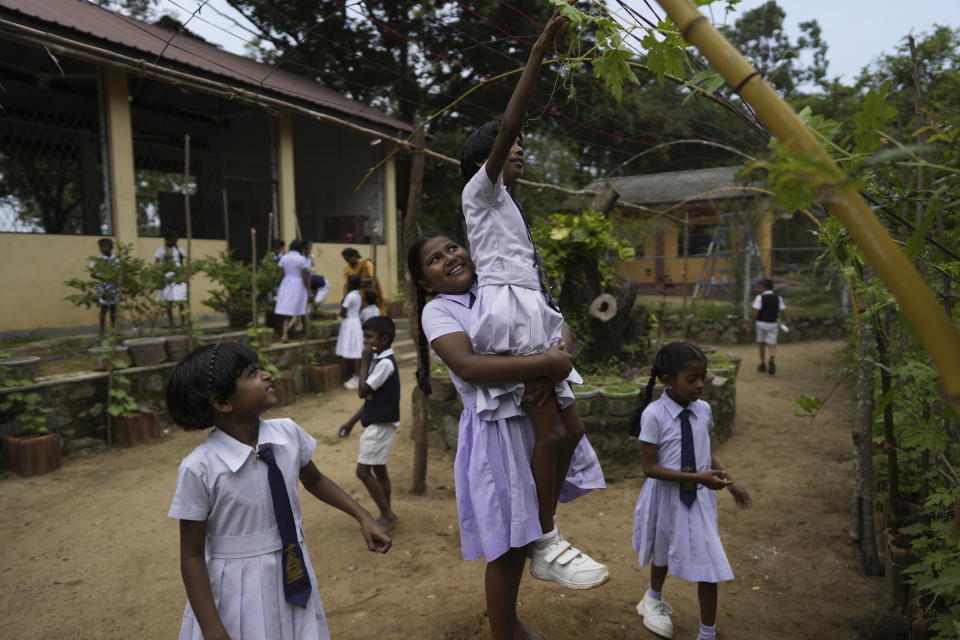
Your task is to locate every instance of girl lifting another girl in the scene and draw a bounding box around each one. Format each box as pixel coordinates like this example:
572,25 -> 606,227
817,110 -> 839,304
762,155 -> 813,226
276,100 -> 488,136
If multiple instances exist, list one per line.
454,6 -> 607,591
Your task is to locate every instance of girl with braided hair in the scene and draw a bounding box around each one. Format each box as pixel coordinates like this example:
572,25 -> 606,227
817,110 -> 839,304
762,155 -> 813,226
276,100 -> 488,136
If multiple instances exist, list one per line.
629,342 -> 751,640
166,342 -> 390,640
408,232 -> 606,640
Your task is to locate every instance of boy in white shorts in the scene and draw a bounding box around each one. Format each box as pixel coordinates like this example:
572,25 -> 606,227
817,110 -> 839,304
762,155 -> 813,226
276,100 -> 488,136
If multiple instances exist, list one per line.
337,316 -> 399,531
749,278 -> 791,375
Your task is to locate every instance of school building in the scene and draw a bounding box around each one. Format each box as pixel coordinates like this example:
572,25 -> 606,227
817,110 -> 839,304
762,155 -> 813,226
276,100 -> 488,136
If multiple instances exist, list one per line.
582,166 -> 776,292
0,0 -> 412,334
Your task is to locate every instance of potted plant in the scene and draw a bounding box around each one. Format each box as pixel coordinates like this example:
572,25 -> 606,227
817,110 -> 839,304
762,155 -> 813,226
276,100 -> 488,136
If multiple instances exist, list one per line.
598,382 -> 640,417
0,365 -> 59,476
123,336 -> 167,366
107,370 -> 159,447
196,250 -> 274,329
428,360 -> 456,402
306,353 -> 341,393
573,384 -> 602,417
0,355 -> 41,382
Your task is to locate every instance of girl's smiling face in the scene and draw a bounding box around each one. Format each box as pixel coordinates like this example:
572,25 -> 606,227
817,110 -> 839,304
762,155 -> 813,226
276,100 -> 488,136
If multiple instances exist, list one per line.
417,236 -> 475,295
662,359 -> 707,406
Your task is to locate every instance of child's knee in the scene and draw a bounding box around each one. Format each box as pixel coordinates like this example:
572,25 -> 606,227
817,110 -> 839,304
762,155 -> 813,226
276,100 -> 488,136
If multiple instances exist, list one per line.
535,420 -> 566,449
355,464 -> 372,480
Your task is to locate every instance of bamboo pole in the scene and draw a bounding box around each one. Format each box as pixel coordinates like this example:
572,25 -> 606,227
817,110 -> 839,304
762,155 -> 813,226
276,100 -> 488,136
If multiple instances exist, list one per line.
251,227 -> 258,330
681,212 -> 691,337
654,0 -> 960,412
183,134 -> 194,349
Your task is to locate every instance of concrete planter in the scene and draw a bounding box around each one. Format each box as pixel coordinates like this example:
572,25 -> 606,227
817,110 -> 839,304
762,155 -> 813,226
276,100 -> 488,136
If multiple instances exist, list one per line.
1,432 -> 62,476
599,386 -> 640,417
123,337 -> 167,366
164,336 -> 192,362
110,407 -> 160,447
88,345 -> 130,371
0,355 -> 41,382
573,386 -> 602,417
307,364 -> 341,393
274,377 -> 297,407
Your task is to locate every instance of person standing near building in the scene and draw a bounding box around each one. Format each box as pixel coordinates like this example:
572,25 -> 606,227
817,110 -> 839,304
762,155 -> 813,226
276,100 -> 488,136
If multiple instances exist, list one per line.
155,231 -> 187,328
341,247 -> 383,313
91,237 -> 120,338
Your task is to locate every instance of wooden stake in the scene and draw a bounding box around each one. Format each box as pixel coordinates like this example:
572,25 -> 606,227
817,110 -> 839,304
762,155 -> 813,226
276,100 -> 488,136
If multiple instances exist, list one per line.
251,227 -> 258,330
183,134 -> 194,350
681,212 -> 691,336
404,130 -> 428,495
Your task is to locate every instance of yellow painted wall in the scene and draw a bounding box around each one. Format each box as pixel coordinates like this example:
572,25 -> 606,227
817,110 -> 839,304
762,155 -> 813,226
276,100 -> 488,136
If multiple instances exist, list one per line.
0,235 -> 226,332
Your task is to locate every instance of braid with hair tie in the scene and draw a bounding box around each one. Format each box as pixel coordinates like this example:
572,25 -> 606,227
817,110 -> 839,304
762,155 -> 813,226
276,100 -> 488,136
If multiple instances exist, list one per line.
628,364 -> 660,437
206,343 -> 222,391
414,287 -> 433,395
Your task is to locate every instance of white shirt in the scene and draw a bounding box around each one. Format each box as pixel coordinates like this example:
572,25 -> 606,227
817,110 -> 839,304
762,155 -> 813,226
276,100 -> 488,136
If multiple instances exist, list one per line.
638,393 -> 713,473
359,306 -> 380,323
364,347 -> 396,391
154,245 -> 184,266
461,162 -> 539,289
168,419 -> 316,543
342,289 -> 361,318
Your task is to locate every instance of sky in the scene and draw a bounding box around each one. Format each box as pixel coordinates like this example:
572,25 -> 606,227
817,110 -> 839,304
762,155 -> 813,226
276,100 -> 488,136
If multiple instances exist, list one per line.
160,0 -> 960,85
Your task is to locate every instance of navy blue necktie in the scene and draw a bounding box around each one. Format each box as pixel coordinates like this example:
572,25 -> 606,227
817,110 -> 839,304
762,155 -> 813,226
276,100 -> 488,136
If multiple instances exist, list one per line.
258,444 -> 312,608
678,409 -> 698,507
511,197 -> 558,311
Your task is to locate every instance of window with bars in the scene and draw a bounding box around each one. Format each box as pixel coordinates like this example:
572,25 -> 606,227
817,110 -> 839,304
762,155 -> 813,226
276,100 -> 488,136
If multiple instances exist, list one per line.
0,40 -> 110,235
129,77 -> 274,261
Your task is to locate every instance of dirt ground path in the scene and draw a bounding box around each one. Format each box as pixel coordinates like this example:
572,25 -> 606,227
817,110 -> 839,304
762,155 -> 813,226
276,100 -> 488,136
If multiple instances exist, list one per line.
0,340 -> 900,639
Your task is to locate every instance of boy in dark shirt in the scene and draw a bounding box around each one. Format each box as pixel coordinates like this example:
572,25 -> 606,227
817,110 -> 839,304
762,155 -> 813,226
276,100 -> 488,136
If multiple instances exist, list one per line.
750,278 -> 792,374
337,316 -> 400,531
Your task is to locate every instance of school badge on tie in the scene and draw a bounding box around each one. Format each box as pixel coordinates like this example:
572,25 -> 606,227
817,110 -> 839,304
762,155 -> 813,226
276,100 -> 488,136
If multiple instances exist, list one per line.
258,444 -> 312,607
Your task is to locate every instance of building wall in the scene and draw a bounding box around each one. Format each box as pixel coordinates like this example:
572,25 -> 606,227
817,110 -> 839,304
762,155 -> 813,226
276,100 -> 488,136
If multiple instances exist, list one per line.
0,62 -> 400,333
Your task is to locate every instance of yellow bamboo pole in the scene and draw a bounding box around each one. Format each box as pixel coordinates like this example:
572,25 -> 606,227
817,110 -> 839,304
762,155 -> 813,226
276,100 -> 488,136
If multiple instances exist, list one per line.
654,0 -> 960,411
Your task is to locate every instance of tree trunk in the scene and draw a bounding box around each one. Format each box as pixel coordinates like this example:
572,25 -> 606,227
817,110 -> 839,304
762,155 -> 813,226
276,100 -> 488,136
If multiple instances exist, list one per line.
404,129 -> 429,495
851,318 -> 882,575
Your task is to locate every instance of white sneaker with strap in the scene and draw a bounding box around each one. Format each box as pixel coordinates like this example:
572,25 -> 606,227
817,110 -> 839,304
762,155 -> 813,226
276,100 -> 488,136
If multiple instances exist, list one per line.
636,593 -> 674,638
528,529 -> 610,590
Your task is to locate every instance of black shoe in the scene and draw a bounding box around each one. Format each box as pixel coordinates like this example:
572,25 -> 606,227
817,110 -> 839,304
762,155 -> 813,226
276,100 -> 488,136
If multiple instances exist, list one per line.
757,362 -> 766,373
768,358 -> 776,375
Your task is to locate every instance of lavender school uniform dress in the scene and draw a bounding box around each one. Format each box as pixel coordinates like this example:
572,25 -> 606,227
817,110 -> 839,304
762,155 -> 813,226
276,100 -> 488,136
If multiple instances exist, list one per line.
169,418 -> 330,640
274,252 -> 310,317
632,394 -> 733,583
461,162 -> 582,421
422,286 -> 605,561
335,290 -> 363,359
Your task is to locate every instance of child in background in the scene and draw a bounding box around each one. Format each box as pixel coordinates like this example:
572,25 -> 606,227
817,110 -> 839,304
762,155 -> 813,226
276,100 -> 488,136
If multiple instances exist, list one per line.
91,238 -> 119,338
337,274 -> 364,390
359,290 -> 381,323
275,239 -> 311,343
629,342 -> 751,640
456,7 -> 606,588
166,342 -> 390,640
154,231 -> 187,328
749,278 -> 791,374
337,316 -> 400,532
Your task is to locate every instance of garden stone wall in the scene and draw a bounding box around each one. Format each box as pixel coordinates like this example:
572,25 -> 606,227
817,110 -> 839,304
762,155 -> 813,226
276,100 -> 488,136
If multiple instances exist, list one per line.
658,313 -> 847,344
421,362 -> 738,479
0,337 -> 341,463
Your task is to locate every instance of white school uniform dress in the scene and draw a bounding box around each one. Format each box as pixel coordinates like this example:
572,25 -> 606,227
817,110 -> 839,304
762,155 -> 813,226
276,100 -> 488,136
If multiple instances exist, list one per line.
154,246 -> 187,302
461,162 -> 581,421
632,393 -> 733,583
753,289 -> 786,344
335,290 -> 363,359
168,418 -> 330,640
274,252 -> 310,317
357,348 -> 399,465
358,305 -> 380,323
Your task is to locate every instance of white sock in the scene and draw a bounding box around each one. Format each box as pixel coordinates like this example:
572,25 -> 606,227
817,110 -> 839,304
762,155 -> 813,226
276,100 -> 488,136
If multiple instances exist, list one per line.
645,586 -> 662,601
698,622 -> 717,640
534,527 -> 558,545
